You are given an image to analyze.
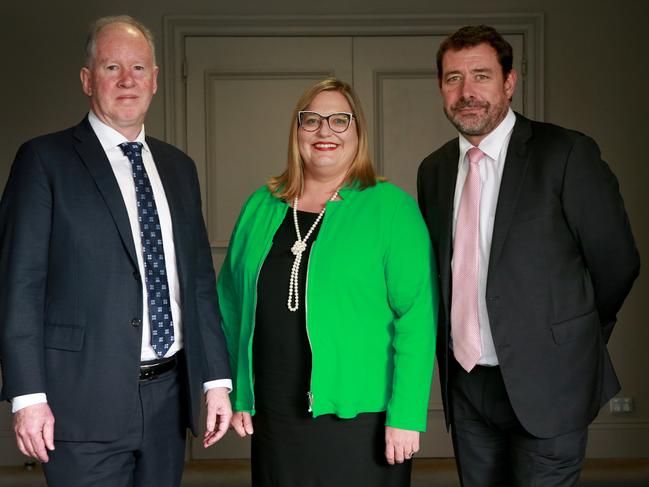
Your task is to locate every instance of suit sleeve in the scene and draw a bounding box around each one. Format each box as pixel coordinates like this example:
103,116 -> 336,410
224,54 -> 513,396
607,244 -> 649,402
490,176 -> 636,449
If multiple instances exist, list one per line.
561,135 -> 640,341
187,161 -> 231,382
0,141 -> 52,400
384,192 -> 438,432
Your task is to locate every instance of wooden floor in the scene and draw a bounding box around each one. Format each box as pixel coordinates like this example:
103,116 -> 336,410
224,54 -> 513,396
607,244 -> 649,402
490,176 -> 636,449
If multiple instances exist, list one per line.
0,458 -> 647,486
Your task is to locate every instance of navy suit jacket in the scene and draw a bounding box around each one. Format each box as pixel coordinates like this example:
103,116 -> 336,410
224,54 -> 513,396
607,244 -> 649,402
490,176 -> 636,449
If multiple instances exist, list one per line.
0,117 -> 229,441
417,113 -> 639,438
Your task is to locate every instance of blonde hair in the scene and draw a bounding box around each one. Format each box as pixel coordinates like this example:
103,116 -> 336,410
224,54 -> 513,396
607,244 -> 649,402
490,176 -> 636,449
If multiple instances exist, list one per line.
85,15 -> 156,67
267,78 -> 379,200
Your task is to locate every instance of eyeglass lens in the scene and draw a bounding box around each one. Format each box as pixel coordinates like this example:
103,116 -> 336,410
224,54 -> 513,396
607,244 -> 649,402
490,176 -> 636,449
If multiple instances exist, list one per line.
299,112 -> 352,133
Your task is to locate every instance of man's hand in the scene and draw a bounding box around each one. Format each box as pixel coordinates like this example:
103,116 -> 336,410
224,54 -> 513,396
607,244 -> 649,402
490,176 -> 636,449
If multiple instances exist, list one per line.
13,403 -> 55,462
230,411 -> 254,437
203,387 -> 232,448
385,426 -> 419,465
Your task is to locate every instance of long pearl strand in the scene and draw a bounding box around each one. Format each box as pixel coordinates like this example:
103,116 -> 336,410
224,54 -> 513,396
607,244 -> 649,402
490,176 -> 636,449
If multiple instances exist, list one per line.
287,191 -> 339,311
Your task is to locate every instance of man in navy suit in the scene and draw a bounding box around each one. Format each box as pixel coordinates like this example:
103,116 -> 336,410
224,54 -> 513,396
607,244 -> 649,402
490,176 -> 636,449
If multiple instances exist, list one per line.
0,15 -> 231,487
417,25 -> 639,486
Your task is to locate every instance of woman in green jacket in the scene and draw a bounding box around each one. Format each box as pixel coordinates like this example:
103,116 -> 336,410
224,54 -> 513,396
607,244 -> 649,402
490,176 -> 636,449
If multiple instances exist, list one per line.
217,78 -> 438,487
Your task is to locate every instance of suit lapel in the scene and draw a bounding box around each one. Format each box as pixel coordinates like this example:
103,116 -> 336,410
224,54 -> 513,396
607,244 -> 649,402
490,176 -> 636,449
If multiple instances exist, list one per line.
147,139 -> 189,288
147,139 -> 186,231
488,114 -> 533,270
73,118 -> 138,269
438,144 -> 460,312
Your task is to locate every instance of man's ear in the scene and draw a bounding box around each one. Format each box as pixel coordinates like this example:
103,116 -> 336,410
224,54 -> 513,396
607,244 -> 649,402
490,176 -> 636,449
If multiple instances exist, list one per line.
80,67 -> 92,96
504,68 -> 517,102
152,65 -> 159,95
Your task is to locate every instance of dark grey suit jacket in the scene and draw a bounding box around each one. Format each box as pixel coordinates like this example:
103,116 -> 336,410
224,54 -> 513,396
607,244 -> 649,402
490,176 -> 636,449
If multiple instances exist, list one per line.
417,113 -> 639,438
0,117 -> 230,441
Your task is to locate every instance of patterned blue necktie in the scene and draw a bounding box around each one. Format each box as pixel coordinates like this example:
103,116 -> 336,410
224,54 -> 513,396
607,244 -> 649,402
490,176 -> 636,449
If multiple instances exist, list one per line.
119,142 -> 174,358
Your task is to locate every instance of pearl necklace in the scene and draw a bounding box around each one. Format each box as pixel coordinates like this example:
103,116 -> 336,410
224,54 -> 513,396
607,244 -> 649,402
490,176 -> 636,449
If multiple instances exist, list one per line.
287,191 -> 339,312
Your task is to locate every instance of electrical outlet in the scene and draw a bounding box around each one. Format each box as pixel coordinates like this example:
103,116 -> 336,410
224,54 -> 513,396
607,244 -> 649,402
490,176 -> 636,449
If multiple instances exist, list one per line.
609,397 -> 634,414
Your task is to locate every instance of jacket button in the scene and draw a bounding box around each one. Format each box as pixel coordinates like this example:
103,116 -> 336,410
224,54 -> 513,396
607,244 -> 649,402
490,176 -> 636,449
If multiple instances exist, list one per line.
130,318 -> 141,327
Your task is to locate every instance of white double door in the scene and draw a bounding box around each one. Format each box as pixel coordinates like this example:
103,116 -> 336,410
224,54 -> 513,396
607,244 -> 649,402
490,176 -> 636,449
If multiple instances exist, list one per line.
184,34 -> 524,459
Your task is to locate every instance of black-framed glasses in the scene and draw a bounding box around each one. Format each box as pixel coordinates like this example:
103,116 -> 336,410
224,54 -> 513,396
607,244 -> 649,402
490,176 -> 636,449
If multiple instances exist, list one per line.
298,111 -> 354,133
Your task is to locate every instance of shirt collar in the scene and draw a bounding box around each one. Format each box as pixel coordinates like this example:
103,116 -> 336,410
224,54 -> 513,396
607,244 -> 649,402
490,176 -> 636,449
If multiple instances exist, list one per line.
458,108 -> 516,163
87,110 -> 149,153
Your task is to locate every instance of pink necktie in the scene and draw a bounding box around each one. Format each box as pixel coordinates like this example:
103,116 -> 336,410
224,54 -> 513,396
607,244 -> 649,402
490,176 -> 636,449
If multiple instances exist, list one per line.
451,147 -> 484,372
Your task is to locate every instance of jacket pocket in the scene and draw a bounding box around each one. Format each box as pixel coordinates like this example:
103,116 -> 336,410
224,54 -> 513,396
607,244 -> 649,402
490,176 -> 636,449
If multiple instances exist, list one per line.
44,323 -> 85,351
550,310 -> 598,345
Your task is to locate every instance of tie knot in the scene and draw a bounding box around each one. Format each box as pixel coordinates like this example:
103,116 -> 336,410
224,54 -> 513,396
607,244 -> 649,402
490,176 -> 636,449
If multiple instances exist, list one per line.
119,142 -> 144,161
467,147 -> 484,165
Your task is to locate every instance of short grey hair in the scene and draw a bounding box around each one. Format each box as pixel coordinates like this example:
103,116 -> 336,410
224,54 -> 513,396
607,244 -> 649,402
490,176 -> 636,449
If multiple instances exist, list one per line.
85,15 -> 156,67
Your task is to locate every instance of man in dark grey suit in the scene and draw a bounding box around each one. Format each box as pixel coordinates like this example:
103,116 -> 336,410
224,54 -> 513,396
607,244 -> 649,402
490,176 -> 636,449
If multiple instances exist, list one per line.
417,25 -> 639,486
0,15 -> 231,487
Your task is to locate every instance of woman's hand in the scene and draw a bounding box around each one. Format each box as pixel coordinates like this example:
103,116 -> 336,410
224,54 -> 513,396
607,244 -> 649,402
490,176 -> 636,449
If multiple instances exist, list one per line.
230,411 -> 254,437
385,426 -> 419,465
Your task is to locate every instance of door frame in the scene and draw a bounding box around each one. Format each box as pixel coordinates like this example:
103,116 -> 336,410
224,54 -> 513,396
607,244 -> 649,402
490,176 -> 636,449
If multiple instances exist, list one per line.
162,13 -> 544,151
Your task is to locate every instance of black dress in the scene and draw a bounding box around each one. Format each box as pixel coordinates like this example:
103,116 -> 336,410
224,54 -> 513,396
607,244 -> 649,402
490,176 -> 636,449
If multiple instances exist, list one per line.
251,210 -> 411,487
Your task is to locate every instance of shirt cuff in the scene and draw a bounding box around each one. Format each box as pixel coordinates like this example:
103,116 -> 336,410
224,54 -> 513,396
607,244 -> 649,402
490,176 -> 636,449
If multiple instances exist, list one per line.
12,393 -> 48,413
203,379 -> 232,394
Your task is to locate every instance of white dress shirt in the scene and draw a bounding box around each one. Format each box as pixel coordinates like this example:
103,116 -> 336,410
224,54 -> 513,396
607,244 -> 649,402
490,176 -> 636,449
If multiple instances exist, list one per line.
89,111 -> 185,362
12,113 -> 230,412
451,108 -> 516,366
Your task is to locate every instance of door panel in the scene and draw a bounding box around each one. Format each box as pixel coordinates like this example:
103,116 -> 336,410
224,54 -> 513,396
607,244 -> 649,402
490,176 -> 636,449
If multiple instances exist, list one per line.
186,36 -> 353,253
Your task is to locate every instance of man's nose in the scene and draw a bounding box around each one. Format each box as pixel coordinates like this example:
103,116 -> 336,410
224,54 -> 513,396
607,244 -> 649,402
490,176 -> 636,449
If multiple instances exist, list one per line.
459,79 -> 476,99
118,71 -> 136,88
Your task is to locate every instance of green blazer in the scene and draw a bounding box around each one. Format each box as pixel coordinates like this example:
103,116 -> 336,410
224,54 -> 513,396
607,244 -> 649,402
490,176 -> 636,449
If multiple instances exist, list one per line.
218,181 -> 438,431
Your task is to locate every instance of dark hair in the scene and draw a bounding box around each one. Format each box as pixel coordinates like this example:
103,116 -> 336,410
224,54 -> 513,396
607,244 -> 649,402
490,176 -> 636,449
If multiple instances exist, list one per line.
436,25 -> 513,82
